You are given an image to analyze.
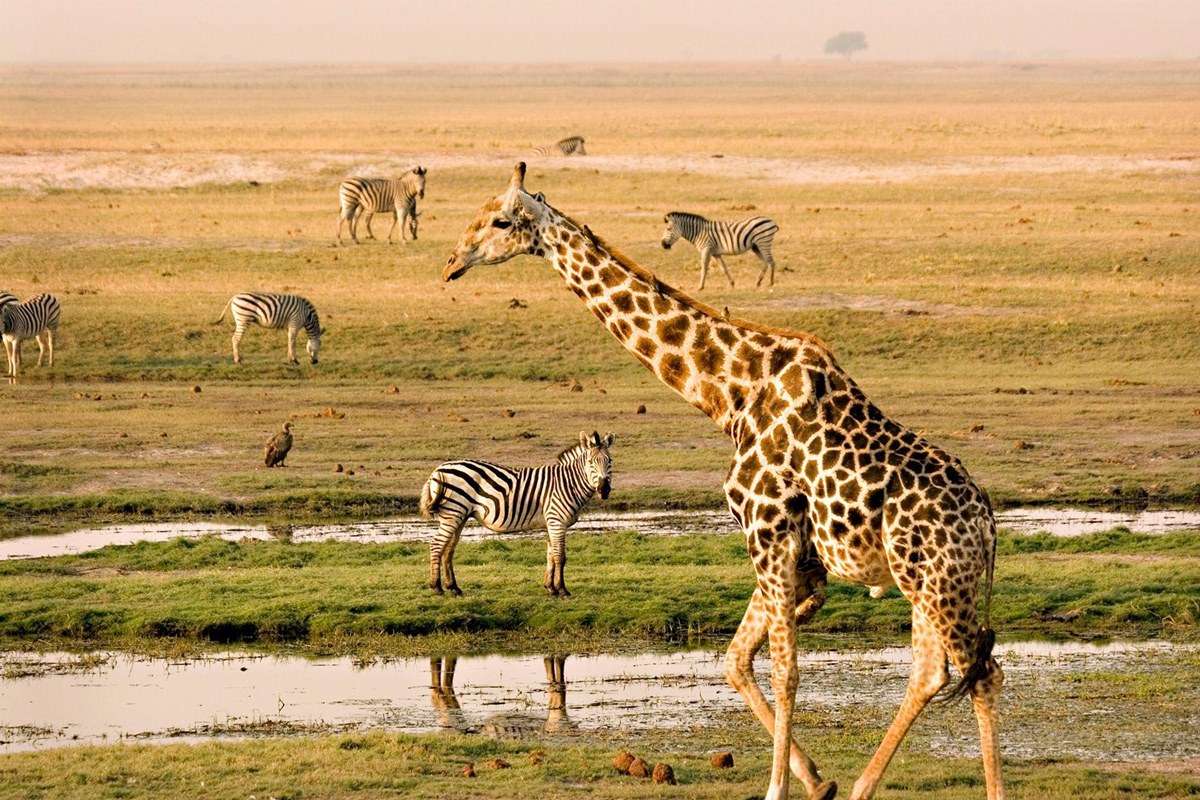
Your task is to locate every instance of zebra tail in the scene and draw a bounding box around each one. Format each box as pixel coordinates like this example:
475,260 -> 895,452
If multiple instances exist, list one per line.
419,472 -> 444,519
211,299 -> 232,326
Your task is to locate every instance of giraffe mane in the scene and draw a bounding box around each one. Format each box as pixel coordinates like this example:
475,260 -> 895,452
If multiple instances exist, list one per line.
577,224 -> 834,353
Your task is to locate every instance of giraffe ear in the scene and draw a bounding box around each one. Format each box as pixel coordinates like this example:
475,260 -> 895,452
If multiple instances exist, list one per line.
501,162 -> 528,215
516,188 -> 547,220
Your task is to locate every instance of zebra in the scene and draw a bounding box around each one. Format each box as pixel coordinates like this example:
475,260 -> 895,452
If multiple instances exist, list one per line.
532,136 -> 587,157
660,211 -> 780,290
418,431 -> 614,597
212,293 -> 322,365
2,293 -> 60,378
336,166 -> 427,245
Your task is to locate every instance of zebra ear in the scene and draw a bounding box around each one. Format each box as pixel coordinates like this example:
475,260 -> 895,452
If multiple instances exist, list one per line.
603,432 -> 615,447
578,431 -> 588,448
589,431 -> 602,447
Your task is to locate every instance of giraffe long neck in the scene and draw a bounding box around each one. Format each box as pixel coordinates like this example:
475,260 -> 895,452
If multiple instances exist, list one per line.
531,211 -> 763,432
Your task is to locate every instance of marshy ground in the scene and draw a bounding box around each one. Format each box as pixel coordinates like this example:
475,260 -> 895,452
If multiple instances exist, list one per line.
1,61 -> 1198,797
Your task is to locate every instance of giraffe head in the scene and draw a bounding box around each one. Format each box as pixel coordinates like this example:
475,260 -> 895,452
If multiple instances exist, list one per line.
578,430 -> 614,500
443,162 -> 548,282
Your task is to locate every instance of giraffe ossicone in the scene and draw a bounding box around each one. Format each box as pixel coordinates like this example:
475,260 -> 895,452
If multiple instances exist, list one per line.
445,163 -> 1006,800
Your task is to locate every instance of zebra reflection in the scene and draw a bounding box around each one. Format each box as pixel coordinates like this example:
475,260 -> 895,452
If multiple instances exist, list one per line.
428,655 -> 576,736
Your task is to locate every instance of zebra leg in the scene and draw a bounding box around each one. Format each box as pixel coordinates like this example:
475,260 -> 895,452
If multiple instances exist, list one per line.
386,211 -> 399,244
548,524 -> 570,597
286,327 -> 299,365
231,325 -> 244,364
46,329 -> 54,367
2,337 -> 11,378
716,255 -> 736,288
753,247 -> 776,289
429,513 -> 467,594
363,212 -> 376,240
35,332 -> 46,367
698,251 -> 712,291
442,523 -> 465,596
9,338 -> 19,378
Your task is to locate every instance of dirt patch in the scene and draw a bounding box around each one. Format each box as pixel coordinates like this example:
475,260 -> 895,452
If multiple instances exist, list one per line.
751,292 -> 1012,318
4,150 -> 1197,192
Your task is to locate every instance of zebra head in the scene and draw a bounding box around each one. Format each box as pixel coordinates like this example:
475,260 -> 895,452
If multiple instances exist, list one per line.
306,325 -> 322,364
443,162 -> 547,282
410,166 -> 427,199
579,430 -> 614,500
661,213 -> 685,250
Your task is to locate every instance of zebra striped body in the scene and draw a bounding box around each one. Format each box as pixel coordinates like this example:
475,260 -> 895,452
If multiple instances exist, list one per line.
336,166 -> 426,244
2,293 -> 61,378
661,211 -> 780,290
532,136 -> 587,157
419,431 -> 614,596
214,293 -> 322,365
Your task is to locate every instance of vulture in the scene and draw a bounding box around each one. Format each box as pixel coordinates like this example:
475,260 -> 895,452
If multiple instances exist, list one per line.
264,422 -> 293,468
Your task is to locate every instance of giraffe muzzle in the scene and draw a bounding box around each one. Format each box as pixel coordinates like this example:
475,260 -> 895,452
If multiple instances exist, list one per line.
442,257 -> 469,282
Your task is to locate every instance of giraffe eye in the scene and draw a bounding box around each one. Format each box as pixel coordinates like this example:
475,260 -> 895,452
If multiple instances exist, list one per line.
492,218 -> 512,229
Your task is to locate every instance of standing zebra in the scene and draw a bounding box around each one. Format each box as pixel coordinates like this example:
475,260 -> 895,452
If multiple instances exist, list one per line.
660,211 -> 780,290
336,166 -> 427,245
532,136 -> 587,157
419,431 -> 614,597
2,293 -> 60,378
212,293 -> 322,365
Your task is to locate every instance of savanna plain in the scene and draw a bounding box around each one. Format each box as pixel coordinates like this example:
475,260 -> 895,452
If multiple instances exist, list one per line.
0,61 -> 1197,798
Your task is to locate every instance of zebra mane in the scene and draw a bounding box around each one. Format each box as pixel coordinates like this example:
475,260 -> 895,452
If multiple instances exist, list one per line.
666,211 -> 708,225
578,225 -> 833,353
555,442 -> 585,463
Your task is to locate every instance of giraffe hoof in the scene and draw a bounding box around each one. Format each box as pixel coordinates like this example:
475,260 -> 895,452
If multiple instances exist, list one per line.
813,780 -> 838,800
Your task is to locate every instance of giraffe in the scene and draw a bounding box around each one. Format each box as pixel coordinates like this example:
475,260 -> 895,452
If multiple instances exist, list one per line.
443,163 -> 1004,800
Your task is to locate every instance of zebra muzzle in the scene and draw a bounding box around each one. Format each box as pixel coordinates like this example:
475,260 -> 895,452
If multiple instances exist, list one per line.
598,479 -> 611,500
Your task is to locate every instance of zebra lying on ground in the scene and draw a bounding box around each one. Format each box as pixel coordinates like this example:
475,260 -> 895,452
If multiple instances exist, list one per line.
2,293 -> 60,378
660,211 -> 780,290
212,293 -> 322,365
418,431 -> 614,597
336,166 -> 427,244
532,136 -> 587,157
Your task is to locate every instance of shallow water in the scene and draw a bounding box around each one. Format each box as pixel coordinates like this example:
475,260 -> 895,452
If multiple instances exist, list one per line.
1,507 -> 1197,561
0,641 -> 1193,761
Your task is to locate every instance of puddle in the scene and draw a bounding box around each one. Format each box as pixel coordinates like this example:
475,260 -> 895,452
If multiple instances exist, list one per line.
1,507 -> 1197,561
0,640 -> 1193,762
2,150 -> 1195,192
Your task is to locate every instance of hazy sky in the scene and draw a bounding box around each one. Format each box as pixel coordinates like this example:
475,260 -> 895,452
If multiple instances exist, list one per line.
4,0 -> 1198,63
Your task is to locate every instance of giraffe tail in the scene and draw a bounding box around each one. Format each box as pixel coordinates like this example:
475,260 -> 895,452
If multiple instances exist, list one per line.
419,472 -> 444,520
939,502 -> 999,704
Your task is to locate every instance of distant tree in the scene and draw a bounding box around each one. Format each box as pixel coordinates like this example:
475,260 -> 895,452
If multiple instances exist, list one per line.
824,31 -> 867,60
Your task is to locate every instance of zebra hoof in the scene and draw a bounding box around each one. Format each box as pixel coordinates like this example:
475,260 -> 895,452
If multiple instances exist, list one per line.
430,584 -> 444,595
449,586 -> 463,597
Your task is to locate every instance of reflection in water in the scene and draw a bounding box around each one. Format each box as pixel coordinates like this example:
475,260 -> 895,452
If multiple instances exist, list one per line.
429,655 -> 575,737
0,641 -> 1195,762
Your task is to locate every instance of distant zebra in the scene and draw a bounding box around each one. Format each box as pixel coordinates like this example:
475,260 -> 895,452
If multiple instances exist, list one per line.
213,293 -> 322,365
532,136 -> 587,157
418,431 -> 614,597
660,211 -> 780,290
336,166 -> 427,245
2,293 -> 60,378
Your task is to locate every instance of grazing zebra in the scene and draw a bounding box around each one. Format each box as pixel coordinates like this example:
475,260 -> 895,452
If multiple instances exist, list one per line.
2,293 -> 60,378
336,166 -> 427,244
532,136 -> 587,157
660,211 -> 780,290
212,293 -> 322,365
418,431 -> 614,597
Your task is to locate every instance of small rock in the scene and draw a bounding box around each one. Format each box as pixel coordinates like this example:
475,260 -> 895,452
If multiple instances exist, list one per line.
507,298 -> 528,309
346,469 -> 355,476
1012,440 -> 1034,451
628,757 -> 650,778
319,407 -> 345,419
160,432 -> 168,438
386,385 -> 400,394
612,751 -> 636,774
652,763 -> 676,785
569,379 -> 584,393
710,751 -> 734,769
969,424 -> 985,433
486,757 -> 511,770
462,763 -> 476,778
528,749 -> 545,765
504,409 -> 517,417
636,404 -> 647,414
334,464 -> 344,473
119,432 -> 128,438
191,385 -> 202,394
